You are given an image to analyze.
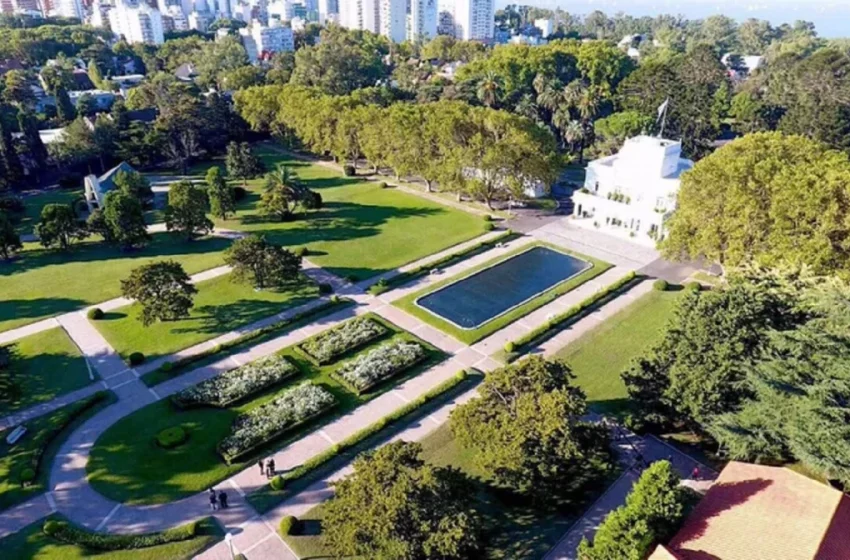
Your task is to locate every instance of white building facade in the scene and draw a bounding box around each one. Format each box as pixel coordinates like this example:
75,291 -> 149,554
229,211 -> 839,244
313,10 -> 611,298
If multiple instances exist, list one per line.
407,0 -> 436,42
240,19 -> 294,62
54,0 -> 84,19
571,135 -> 694,246
437,0 -> 491,40
109,0 -> 165,44
339,0 -> 407,42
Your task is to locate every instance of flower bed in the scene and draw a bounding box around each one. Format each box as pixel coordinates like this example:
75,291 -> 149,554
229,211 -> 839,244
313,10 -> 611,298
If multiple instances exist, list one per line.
299,317 -> 387,365
171,355 -> 299,409
218,383 -> 336,463
334,340 -> 427,394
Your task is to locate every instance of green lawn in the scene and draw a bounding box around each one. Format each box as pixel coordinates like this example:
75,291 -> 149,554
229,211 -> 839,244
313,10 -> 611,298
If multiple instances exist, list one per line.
0,392 -> 114,511
87,315 -> 447,505
93,273 -> 319,362
0,233 -> 231,334
0,515 -> 222,560
214,145 -> 487,281
284,422 -> 611,560
555,288 -> 681,418
394,242 -> 612,344
16,189 -> 83,236
1,327 -> 92,414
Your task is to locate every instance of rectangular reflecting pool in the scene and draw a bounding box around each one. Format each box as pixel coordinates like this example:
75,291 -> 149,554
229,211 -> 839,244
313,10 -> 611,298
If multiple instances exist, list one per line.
415,246 -> 591,329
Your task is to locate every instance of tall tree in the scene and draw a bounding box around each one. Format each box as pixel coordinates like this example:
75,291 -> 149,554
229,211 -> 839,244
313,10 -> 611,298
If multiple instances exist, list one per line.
114,169 -> 153,206
17,110 -> 48,170
323,441 -> 481,560
34,204 -> 87,250
205,166 -> 235,219
0,110 -> 23,187
164,180 -> 213,240
0,211 -> 22,260
451,356 -> 611,505
225,141 -> 263,186
223,234 -> 301,290
260,165 -> 310,220
54,84 -> 76,123
101,190 -> 150,250
121,260 -> 197,326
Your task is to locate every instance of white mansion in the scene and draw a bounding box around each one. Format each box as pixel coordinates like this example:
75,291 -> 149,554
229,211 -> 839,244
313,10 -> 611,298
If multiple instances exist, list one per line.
572,135 -> 694,246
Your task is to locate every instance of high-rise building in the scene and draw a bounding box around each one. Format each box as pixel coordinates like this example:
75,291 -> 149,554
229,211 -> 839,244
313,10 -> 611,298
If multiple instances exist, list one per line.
88,0 -> 112,26
451,0 -> 492,40
188,9 -> 212,30
407,0 -> 435,41
379,0 -> 403,42
109,0 -> 164,44
340,0 -> 406,42
54,0 -> 84,19
316,0 -> 335,23
239,19 -> 294,62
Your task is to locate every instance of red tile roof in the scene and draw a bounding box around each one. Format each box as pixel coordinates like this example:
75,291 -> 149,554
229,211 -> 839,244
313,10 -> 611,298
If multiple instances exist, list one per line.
650,461 -> 850,560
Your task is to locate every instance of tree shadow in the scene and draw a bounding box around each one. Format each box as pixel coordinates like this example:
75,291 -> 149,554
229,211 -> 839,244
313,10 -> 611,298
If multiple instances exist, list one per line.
0,298 -> 87,325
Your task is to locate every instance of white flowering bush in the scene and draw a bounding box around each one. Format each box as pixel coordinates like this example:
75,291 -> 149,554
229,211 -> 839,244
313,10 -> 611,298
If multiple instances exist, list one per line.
300,317 -> 387,364
335,340 -> 427,393
172,355 -> 299,409
218,382 -> 336,462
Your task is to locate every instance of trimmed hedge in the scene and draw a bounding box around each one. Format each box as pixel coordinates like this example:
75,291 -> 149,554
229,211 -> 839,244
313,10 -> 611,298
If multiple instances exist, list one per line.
87,307 -> 104,320
508,271 -> 639,357
367,230 -> 515,295
45,518 -> 199,550
129,352 -> 145,366
685,281 -> 701,292
653,279 -> 668,291
252,370 -> 472,511
156,426 -> 188,449
279,515 -> 298,536
342,164 -> 355,176
145,298 -> 352,385
298,317 -> 387,365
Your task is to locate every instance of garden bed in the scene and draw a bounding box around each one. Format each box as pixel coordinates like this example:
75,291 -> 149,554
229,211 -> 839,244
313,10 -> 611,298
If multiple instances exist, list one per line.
332,340 -> 427,395
298,316 -> 388,365
172,355 -> 299,409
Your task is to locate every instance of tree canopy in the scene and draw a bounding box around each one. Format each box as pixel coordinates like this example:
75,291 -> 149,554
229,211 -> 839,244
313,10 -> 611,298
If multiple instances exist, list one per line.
121,260 -> 197,326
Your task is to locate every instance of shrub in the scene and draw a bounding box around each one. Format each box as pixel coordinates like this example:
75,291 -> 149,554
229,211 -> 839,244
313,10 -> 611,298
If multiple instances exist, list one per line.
334,340 -> 427,393
685,281 -> 701,292
0,195 -> 25,214
653,279 -> 668,291
299,317 -> 387,365
46,518 -> 199,550
160,361 -> 173,372
129,352 -> 145,366
156,426 -> 188,449
87,307 -> 104,320
378,181 -> 388,189
330,294 -> 340,303
218,383 -> 336,462
483,214 -> 493,222
345,274 -> 358,282
270,475 -> 284,491
343,164 -> 355,176
484,222 -> 495,231
172,355 -> 299,408
319,282 -> 333,295
294,246 -> 309,257
279,516 -> 299,536
43,520 -> 62,536
20,467 -> 35,483
233,186 -> 247,201
504,341 -> 515,353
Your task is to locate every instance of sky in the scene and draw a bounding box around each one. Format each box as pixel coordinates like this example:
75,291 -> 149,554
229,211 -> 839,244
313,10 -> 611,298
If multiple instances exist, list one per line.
498,0 -> 850,38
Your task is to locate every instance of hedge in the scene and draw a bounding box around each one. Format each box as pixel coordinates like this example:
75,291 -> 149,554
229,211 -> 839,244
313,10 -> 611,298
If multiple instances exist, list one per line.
279,516 -> 298,536
298,317 -> 387,365
332,340 -> 427,395
367,230 -> 515,295
252,370 -> 473,511
508,271 -> 639,357
653,279 -> 668,291
145,298 -> 352,385
87,307 -> 104,320
129,352 -> 145,366
45,518 -> 199,550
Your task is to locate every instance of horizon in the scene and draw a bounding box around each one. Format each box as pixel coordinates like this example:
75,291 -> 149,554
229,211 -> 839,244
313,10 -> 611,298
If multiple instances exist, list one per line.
498,0 -> 850,38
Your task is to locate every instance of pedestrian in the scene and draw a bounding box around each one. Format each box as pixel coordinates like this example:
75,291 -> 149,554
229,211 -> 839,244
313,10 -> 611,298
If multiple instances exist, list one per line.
258,459 -> 264,476
219,490 -> 228,509
209,488 -> 218,511
266,458 -> 276,479
692,466 -> 700,480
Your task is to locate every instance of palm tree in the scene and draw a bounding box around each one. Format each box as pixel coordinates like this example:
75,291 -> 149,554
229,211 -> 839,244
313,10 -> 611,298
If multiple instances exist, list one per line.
476,71 -> 501,108
261,165 -> 305,220
536,79 -> 564,112
552,108 -> 572,148
514,93 -> 540,122
577,87 -> 601,122
562,120 -> 585,160
562,80 -> 585,109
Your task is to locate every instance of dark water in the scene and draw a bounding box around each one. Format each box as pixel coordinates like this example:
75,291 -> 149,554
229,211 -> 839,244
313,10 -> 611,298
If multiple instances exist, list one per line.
416,246 -> 590,329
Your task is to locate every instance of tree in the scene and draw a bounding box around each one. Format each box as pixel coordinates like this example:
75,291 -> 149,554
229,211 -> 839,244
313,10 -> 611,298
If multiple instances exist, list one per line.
54,84 -> 76,123
101,190 -> 150,250
0,110 -> 23,187
0,211 -> 22,260
164,180 -> 213,240
34,203 -> 87,250
3,70 -> 34,108
663,133 -> 850,276
593,110 -> 653,155
323,441 -> 480,560
17,110 -> 48,170
121,260 -> 197,326
476,71 -> 501,107
87,59 -> 104,89
260,165 -> 308,221
114,169 -> 153,206
223,234 -> 301,290
450,357 -> 611,505
225,141 -> 263,185
206,166 -> 235,219
578,461 -> 693,560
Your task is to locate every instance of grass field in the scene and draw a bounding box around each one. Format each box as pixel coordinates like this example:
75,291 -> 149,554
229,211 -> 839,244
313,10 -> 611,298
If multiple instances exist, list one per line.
0,234 -> 231,334
0,515 -> 222,560
394,242 -> 611,344
87,315 -> 447,505
94,273 -> 319,362
15,189 -> 83,236
0,392 -> 114,511
284,422 -> 612,560
214,145 -> 487,281
0,327 -> 92,414
555,288 -> 681,418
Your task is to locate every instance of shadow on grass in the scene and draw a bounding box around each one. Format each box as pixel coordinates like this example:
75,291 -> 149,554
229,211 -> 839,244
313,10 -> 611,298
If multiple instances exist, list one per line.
0,298 -> 87,326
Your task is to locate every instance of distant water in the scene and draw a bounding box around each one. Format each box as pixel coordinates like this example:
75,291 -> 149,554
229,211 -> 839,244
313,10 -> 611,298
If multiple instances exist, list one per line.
507,0 -> 850,39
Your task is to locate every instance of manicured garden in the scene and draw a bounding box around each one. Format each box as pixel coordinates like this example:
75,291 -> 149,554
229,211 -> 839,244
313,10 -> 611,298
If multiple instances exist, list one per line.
86,315 -> 446,505
0,515 -> 221,560
93,272 -> 319,363
394,242 -> 611,344
0,391 -> 114,511
0,233 -> 231,333
214,145 -> 488,281
555,288 -> 681,417
0,327 -> 92,414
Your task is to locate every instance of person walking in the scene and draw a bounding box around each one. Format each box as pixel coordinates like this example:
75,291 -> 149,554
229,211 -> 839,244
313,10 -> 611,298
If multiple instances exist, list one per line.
692,466 -> 700,481
218,490 -> 228,509
209,488 -> 218,511
258,459 -> 264,476
266,458 -> 276,479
